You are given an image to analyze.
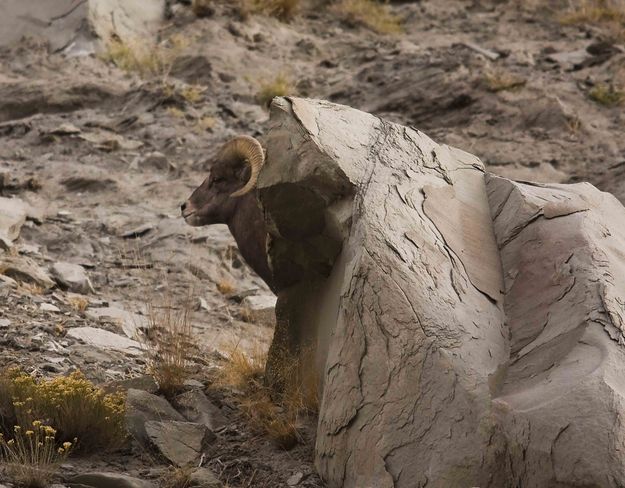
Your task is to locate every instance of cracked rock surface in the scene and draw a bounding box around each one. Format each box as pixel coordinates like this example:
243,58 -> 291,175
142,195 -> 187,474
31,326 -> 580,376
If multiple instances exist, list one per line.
261,97 -> 625,488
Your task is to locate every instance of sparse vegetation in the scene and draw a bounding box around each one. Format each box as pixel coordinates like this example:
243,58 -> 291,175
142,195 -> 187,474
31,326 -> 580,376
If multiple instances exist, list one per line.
195,115 -> 218,133
215,343 -> 318,450
15,283 -> 44,296
143,294 -> 199,398
483,69 -> 526,92
256,73 -> 294,108
0,369 -> 126,453
588,82 -> 625,106
167,106 -> 186,119
160,465 -> 194,488
66,295 -> 89,312
0,421 -> 74,488
335,0 -> 403,34
239,0 -> 300,21
217,278 -> 236,295
179,84 -> 206,104
101,34 -> 189,79
560,0 -> 625,40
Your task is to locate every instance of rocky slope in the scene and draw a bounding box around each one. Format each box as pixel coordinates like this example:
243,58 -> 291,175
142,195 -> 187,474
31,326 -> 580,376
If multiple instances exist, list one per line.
0,0 -> 624,486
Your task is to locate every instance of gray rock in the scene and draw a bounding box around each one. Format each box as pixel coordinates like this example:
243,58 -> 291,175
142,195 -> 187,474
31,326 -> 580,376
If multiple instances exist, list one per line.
287,472 -> 304,486
68,472 -> 155,488
183,379 -> 205,389
188,467 -> 222,488
0,274 -> 17,289
133,151 -> 170,171
486,174 -> 625,488
85,306 -> 148,339
174,390 -> 227,430
144,420 -> 214,466
0,318 -> 10,328
40,302 -> 61,313
67,327 -> 142,355
125,389 -> 184,444
0,255 -> 55,289
50,261 -> 95,294
260,97 -> 625,487
103,375 -> 159,395
241,294 -> 276,326
0,195 -> 27,242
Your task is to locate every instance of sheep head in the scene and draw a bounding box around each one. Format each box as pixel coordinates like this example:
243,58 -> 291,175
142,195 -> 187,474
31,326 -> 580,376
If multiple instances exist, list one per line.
181,136 -> 265,227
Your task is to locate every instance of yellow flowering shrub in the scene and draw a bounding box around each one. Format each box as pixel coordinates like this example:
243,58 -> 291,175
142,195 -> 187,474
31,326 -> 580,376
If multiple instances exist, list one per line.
0,421 -> 74,488
0,369 -> 126,453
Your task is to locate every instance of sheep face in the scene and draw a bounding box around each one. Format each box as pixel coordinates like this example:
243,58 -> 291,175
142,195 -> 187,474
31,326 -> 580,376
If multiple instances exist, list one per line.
181,160 -> 250,227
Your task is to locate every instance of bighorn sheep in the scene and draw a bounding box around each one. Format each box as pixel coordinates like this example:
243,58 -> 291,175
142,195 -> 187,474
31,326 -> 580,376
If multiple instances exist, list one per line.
181,136 -> 274,291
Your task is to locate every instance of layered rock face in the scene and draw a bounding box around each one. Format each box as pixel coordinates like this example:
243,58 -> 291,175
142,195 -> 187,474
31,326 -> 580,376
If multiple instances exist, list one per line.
259,97 -> 625,488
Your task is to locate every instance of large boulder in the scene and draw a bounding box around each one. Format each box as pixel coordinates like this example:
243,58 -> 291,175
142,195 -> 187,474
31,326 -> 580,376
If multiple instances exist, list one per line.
0,0 -> 165,53
258,97 -> 625,488
486,175 -> 625,487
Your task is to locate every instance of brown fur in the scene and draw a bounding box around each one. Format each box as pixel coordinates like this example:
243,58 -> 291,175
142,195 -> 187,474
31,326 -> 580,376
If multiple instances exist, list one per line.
181,150 -> 275,292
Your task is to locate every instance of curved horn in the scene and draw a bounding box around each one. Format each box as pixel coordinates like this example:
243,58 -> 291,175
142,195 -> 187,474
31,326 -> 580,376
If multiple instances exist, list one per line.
221,136 -> 266,197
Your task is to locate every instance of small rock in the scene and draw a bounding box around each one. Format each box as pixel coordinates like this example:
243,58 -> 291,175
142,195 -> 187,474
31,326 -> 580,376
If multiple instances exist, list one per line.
546,49 -> 589,68
241,294 -> 277,325
183,379 -> 204,389
0,196 -> 27,242
120,223 -> 155,239
0,274 -> 17,289
103,375 -> 159,395
145,420 -> 214,466
287,472 -> 304,486
67,327 -> 142,355
0,255 -> 55,289
50,262 -> 95,294
125,389 -> 184,444
196,297 -> 210,311
85,306 -> 147,339
188,467 -> 222,488
40,303 -> 61,313
174,390 -> 228,430
49,122 -> 81,135
68,472 -> 155,488
0,318 -> 10,328
133,151 -> 170,171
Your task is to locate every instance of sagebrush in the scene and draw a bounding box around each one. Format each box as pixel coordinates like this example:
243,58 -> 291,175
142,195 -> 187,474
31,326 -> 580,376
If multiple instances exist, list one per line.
0,369 -> 126,453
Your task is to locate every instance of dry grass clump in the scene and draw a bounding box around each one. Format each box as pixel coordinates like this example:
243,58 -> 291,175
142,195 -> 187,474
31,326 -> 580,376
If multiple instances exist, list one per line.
483,69 -> 527,92
588,82 -> 625,106
195,116 -> 218,133
143,295 -> 199,398
0,421 -> 74,488
239,0 -> 300,21
334,0 -> 403,34
216,278 -> 237,295
215,343 -> 318,450
101,34 -> 189,79
256,73 -> 294,108
0,369 -> 126,453
15,283 -> 44,296
66,295 -> 89,313
160,465 -> 194,488
560,0 -> 625,39
179,84 -> 206,104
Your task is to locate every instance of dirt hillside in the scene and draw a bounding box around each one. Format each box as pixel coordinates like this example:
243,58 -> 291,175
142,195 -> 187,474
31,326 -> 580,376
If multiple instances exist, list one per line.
0,0 -> 624,486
